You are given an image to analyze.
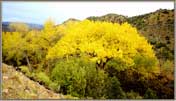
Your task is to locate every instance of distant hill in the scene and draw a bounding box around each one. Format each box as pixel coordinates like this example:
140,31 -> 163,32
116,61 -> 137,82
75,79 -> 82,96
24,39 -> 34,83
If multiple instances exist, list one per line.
87,13 -> 128,24
87,9 -> 174,62
2,22 -> 43,32
62,18 -> 80,24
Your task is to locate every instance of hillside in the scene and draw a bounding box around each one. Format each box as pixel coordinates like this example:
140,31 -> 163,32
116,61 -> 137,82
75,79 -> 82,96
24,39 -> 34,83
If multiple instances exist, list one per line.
2,63 -> 77,99
128,9 -> 174,62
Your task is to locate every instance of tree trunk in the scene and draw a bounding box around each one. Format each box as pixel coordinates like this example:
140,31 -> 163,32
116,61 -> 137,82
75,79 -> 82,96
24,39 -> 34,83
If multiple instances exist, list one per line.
25,53 -> 32,72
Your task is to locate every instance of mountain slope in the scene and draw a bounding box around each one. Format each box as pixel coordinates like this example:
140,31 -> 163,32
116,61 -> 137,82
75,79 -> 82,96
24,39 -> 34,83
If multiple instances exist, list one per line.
2,63 -> 77,99
128,9 -> 174,61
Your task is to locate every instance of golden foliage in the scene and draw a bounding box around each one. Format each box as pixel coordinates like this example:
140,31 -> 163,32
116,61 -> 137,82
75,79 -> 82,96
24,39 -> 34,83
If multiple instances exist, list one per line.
47,20 -> 158,73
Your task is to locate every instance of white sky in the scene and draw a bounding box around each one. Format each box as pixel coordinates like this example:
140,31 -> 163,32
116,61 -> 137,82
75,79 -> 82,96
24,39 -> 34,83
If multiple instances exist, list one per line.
2,1 -> 174,24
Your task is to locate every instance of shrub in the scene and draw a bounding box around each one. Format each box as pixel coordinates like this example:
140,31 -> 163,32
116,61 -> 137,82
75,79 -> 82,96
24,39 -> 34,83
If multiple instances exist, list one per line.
126,90 -> 143,99
51,57 -> 108,98
85,64 -> 108,99
50,57 -> 87,97
161,60 -> 174,74
105,76 -> 126,99
48,82 -> 58,92
133,54 -> 159,75
2,32 -> 27,66
36,72 -> 51,86
19,66 -> 30,76
144,88 -> 158,99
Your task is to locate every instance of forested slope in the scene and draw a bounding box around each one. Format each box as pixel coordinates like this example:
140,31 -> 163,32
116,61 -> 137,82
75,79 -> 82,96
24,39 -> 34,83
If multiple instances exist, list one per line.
2,9 -> 174,99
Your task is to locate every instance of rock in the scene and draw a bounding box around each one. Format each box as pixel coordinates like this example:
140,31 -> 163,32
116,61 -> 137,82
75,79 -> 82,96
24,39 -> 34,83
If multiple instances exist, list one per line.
3,76 -> 8,80
3,89 -> 8,93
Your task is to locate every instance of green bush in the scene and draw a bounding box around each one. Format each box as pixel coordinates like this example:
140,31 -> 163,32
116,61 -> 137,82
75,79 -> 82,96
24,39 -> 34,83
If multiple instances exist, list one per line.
105,58 -> 128,71
85,65 -> 108,99
105,76 -> 126,99
161,60 -> 174,74
19,66 -> 31,76
51,57 -> 108,98
133,54 -> 159,74
36,72 -> 51,86
48,82 -> 59,92
126,90 -> 143,99
51,57 -> 87,97
144,88 -> 158,99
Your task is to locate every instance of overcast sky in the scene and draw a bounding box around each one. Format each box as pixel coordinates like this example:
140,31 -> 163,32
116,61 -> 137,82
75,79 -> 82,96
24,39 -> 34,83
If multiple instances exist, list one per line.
2,1 -> 174,25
